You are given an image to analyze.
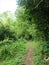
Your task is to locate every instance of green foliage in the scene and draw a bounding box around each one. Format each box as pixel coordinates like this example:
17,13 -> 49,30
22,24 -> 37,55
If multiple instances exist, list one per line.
0,23 -> 17,41
18,0 -> 49,65
0,12 -> 29,65
32,40 -> 45,65
0,0 -> 49,64
0,38 -> 28,65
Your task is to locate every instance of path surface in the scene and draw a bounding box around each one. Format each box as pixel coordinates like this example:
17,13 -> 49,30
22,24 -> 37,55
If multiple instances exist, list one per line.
24,42 -> 33,65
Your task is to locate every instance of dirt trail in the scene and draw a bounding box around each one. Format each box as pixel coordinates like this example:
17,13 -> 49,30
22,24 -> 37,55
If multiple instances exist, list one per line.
24,42 -> 33,65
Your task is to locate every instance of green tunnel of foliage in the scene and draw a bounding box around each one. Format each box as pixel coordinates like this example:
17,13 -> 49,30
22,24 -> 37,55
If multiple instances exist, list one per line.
0,0 -> 49,64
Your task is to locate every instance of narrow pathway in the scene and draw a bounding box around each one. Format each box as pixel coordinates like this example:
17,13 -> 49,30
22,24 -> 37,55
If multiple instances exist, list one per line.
24,42 -> 33,65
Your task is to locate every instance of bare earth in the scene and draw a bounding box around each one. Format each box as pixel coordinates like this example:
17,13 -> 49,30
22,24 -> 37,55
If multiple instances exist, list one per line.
24,42 -> 33,65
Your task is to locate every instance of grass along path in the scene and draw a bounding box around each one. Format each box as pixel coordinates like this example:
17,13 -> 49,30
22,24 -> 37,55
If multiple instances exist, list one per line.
0,39 -> 29,65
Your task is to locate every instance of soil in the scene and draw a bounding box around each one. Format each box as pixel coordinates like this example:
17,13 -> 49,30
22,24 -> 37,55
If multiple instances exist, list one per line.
24,42 -> 33,65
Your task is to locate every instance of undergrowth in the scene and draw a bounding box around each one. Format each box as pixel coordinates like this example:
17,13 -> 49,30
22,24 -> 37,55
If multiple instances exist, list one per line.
32,40 -> 45,65
0,38 -> 29,65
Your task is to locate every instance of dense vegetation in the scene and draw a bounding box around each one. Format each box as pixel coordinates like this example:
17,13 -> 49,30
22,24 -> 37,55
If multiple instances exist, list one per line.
0,0 -> 49,65
0,12 -> 29,65
18,0 -> 49,65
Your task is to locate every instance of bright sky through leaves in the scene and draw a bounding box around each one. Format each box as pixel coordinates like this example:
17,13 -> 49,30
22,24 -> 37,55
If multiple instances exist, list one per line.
0,0 -> 17,13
